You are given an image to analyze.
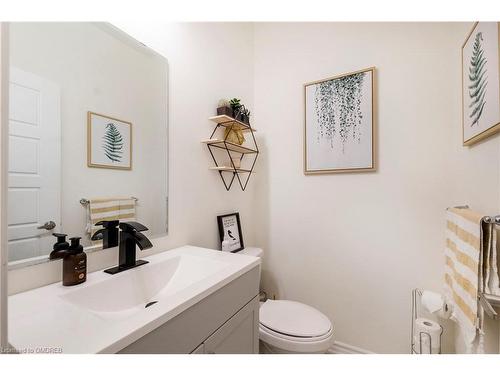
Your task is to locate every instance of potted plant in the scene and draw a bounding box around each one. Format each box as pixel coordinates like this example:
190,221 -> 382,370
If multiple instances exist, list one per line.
229,98 -> 243,121
217,98 -> 250,125
240,107 -> 251,125
216,98 -> 233,117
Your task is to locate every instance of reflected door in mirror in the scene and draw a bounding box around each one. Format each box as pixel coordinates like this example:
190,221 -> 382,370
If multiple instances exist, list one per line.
8,67 -> 61,262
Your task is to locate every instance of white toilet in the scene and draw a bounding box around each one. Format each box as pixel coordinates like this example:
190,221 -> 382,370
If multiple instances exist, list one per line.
239,247 -> 335,354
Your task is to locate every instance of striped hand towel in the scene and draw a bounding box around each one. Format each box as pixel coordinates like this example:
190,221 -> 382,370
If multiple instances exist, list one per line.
444,207 -> 487,353
483,223 -> 500,295
87,198 -> 136,240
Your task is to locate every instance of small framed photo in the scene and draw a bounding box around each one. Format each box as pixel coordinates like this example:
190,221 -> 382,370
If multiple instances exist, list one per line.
217,213 -> 244,253
87,111 -> 132,170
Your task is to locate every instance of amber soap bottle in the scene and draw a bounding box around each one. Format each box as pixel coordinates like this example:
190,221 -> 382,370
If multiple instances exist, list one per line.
63,237 -> 87,286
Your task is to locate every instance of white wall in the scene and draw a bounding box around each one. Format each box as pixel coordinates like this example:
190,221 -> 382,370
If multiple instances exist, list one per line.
8,23 -> 259,294
115,22 -> 258,249
9,23 -> 167,247
253,22 -> 500,353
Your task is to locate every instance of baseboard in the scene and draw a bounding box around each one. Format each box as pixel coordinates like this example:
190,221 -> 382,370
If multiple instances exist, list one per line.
328,341 -> 374,354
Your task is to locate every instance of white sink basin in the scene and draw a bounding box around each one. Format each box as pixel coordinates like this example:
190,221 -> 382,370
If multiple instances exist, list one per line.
60,254 -> 228,318
8,241 -> 260,353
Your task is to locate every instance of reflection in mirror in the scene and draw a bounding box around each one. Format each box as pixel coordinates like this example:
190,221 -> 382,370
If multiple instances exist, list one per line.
8,23 -> 168,268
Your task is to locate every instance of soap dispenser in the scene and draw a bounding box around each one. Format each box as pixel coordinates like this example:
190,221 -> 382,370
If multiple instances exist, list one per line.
50,233 -> 69,260
63,237 -> 87,286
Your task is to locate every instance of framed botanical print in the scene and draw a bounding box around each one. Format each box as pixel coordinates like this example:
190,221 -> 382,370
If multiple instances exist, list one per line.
87,111 -> 132,170
304,67 -> 376,174
217,213 -> 244,253
462,22 -> 500,146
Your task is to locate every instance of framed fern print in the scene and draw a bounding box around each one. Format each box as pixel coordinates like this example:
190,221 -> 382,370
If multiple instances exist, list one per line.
304,67 -> 376,174
87,112 -> 132,170
462,22 -> 500,146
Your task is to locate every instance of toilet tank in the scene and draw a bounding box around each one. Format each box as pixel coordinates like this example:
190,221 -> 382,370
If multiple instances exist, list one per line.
238,248 -> 263,288
239,247 -> 263,258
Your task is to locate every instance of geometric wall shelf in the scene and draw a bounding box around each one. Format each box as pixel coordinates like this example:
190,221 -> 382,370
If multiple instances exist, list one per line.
202,115 -> 259,191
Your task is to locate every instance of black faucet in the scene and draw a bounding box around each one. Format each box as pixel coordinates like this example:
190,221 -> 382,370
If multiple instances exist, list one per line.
91,220 -> 119,249
104,221 -> 153,274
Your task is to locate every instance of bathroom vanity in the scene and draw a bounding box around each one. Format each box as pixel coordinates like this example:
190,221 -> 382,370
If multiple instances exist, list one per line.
8,243 -> 261,354
5,23 -> 261,354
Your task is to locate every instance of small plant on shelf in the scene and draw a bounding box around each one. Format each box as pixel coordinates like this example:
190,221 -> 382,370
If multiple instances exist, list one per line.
216,98 -> 233,117
216,97 -> 251,125
239,107 -> 251,125
229,98 -> 242,112
218,98 -> 230,107
229,98 -> 245,122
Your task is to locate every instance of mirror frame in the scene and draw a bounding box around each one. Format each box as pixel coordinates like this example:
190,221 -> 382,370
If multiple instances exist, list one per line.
0,21 -> 10,350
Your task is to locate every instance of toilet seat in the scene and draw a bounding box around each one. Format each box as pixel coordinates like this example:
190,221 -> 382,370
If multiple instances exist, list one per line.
258,300 -> 334,353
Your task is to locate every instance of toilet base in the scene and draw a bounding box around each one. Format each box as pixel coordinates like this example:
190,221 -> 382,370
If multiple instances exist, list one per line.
259,340 -> 331,354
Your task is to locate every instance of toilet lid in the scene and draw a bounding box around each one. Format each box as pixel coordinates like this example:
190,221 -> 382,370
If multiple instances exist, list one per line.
259,300 -> 332,338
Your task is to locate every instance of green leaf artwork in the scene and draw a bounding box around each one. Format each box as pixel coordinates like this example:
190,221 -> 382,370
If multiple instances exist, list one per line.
468,32 -> 488,127
102,122 -> 123,162
315,72 -> 366,153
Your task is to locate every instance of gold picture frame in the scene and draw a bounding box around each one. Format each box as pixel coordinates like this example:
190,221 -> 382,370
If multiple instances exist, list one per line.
304,66 -> 376,174
462,22 -> 500,146
87,111 -> 133,170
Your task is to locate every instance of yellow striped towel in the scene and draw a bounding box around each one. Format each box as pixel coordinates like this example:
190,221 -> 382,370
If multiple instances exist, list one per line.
483,223 -> 500,295
87,198 -> 136,240
444,207 -> 485,353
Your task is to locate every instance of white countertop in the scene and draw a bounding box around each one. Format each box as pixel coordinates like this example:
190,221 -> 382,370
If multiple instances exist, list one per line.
8,241 -> 260,354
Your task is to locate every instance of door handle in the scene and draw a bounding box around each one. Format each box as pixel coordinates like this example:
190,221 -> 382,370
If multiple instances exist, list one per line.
37,221 -> 56,230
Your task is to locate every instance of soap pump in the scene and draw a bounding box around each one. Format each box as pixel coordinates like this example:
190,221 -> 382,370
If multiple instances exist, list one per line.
50,233 -> 69,260
62,237 -> 87,286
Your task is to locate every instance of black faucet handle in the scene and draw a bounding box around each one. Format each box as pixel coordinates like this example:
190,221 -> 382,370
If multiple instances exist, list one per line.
95,220 -> 119,228
91,230 -> 104,241
119,221 -> 149,233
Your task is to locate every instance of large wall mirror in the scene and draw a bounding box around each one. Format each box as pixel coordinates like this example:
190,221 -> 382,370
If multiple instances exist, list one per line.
7,23 -> 168,268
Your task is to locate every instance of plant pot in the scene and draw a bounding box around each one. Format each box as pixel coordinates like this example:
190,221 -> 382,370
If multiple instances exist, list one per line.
217,106 -> 233,117
240,114 -> 250,125
232,109 -> 243,122
224,127 -> 245,145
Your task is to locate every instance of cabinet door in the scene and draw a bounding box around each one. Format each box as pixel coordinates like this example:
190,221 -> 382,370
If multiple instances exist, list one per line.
204,296 -> 259,354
